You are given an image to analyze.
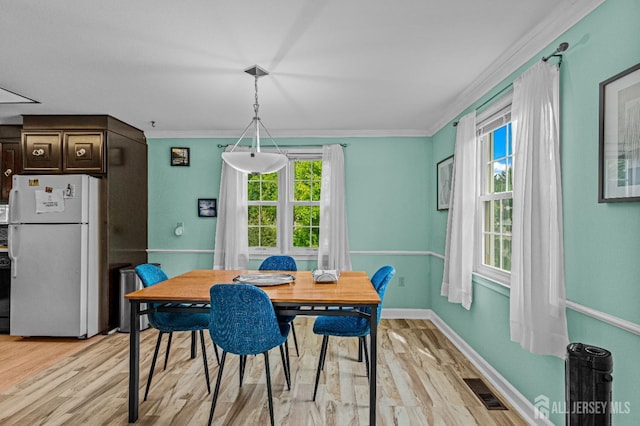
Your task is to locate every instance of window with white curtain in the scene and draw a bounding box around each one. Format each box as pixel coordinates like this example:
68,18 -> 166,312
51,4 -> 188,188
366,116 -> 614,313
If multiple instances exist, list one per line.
475,103 -> 513,284
248,149 -> 322,259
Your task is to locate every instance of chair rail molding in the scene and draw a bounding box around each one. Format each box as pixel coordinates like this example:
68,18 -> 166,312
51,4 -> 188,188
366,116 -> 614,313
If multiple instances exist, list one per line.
148,249 -> 438,256
147,249 -> 214,253
146,248 -> 640,335
430,251 -> 640,337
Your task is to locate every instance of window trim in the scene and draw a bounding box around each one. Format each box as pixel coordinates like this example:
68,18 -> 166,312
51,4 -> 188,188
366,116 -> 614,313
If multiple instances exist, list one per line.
474,94 -> 513,286
248,148 -> 322,260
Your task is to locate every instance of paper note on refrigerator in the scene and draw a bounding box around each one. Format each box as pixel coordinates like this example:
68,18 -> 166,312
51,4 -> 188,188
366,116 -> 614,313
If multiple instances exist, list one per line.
35,189 -> 65,213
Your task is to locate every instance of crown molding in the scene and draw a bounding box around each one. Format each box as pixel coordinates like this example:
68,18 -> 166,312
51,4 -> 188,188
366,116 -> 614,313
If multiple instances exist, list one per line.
145,128 -> 430,139
426,0 -> 606,136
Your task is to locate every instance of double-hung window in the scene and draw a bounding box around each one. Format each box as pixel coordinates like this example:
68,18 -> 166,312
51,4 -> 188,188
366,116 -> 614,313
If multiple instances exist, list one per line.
248,149 -> 322,259
476,105 -> 513,284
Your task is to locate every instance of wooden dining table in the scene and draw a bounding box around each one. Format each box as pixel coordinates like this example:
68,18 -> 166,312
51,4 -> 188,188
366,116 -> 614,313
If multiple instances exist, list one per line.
125,269 -> 381,424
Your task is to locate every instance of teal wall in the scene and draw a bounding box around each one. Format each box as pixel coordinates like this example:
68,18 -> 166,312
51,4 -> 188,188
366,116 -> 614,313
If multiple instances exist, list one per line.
146,1 -> 640,424
429,1 -> 640,424
147,136 -> 431,309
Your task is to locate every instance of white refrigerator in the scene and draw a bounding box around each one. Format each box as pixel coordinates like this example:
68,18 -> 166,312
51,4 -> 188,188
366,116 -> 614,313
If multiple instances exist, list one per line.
8,174 -> 101,338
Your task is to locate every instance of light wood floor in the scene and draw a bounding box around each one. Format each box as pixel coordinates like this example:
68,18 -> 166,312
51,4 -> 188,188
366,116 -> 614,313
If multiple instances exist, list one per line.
0,318 -> 527,425
0,334 -> 102,392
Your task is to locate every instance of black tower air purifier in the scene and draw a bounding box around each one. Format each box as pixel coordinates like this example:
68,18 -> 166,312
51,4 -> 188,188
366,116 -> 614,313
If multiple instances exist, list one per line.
566,343 -> 613,425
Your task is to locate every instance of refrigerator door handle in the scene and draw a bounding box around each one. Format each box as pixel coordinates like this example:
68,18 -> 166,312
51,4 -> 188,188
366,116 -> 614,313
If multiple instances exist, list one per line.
8,225 -> 17,278
8,187 -> 18,223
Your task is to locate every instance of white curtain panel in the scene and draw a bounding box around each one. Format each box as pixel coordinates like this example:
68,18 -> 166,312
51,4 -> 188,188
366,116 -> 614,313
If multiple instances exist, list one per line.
317,144 -> 352,271
213,148 -> 249,270
510,61 -> 569,358
441,111 -> 476,310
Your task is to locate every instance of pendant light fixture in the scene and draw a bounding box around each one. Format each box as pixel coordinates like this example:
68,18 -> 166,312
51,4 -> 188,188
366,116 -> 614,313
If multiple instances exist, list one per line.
221,65 -> 288,174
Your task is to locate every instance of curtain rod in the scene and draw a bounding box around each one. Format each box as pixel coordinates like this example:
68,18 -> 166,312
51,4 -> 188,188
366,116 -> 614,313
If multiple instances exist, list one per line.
217,142 -> 348,148
452,42 -> 569,127
452,84 -> 513,127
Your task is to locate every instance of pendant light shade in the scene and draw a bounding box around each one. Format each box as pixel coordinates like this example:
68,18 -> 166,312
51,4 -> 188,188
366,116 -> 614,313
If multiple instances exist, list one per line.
221,151 -> 288,174
222,65 -> 288,174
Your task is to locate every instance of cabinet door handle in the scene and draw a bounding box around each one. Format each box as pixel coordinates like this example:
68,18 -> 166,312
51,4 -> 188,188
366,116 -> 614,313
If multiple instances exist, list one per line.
3,169 -> 12,177
76,148 -> 87,157
32,148 -> 45,156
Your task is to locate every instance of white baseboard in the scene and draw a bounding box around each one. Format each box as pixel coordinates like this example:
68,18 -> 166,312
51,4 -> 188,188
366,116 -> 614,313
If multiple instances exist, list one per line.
381,308 -> 552,426
382,308 -> 431,319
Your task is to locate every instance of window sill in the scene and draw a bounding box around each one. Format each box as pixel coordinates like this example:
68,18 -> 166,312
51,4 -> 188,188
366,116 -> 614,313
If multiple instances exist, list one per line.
473,265 -> 510,287
249,250 -> 318,262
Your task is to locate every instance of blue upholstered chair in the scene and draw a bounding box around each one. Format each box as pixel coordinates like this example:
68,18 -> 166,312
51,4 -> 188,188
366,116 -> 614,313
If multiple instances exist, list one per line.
259,255 -> 297,271
312,265 -> 395,401
207,283 -> 291,426
259,255 -> 300,357
135,264 -> 217,401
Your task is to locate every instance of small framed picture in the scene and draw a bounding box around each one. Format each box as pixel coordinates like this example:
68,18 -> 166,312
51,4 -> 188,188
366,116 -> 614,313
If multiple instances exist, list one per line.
171,147 -> 190,166
437,155 -> 454,211
198,198 -> 217,217
599,62 -> 640,202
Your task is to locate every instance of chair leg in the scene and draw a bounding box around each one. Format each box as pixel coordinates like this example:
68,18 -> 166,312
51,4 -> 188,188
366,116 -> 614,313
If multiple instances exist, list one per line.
212,342 -> 221,365
313,335 -> 329,401
358,337 -> 363,362
239,355 -> 247,387
290,321 -> 299,357
320,335 -> 329,372
285,340 -> 291,388
279,343 -> 290,390
199,330 -> 211,394
360,336 -> 370,381
163,332 -> 173,370
208,351 -> 227,426
190,330 -> 197,359
145,331 -> 164,401
263,351 -> 275,426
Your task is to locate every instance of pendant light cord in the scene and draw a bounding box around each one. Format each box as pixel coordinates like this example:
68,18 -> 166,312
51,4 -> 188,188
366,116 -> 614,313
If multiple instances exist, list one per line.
253,75 -> 260,119
224,65 -> 285,157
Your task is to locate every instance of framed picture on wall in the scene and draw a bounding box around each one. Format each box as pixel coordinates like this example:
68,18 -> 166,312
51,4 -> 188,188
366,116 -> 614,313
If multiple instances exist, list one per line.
599,61 -> 640,202
198,198 -> 217,217
171,147 -> 190,166
437,155 -> 454,210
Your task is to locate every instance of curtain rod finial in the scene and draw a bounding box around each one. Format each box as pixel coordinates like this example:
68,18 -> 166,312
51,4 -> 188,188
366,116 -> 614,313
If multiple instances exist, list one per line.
543,41 -> 569,62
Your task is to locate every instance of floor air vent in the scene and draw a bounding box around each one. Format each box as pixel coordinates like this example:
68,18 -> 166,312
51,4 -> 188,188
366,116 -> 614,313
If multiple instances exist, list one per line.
463,378 -> 508,410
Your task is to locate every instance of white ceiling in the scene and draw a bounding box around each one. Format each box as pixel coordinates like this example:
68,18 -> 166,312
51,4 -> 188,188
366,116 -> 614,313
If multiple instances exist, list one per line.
0,0 -> 602,138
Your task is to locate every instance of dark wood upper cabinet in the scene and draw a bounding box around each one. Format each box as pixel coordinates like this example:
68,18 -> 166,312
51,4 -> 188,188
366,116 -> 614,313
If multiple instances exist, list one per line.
63,132 -> 104,172
0,125 -> 23,202
22,130 -> 106,173
21,115 -> 143,175
1,143 -> 22,201
22,131 -> 63,172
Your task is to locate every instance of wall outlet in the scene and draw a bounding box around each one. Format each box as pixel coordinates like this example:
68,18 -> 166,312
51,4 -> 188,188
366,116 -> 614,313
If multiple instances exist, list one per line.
398,277 -> 405,287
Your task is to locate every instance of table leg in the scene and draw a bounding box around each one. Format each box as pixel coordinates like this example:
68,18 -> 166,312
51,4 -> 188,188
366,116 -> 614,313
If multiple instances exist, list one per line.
129,300 -> 140,422
191,330 -> 197,359
370,305 -> 377,425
